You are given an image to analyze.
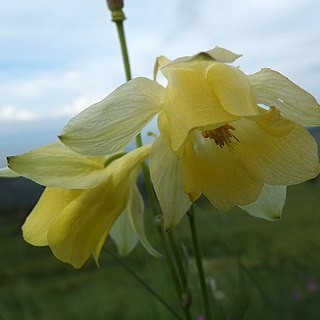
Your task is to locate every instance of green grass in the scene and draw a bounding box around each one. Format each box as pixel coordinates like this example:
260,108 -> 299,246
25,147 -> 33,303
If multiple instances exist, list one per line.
1,180 -> 320,319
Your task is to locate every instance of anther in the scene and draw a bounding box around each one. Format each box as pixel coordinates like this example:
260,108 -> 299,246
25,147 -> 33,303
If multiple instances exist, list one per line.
201,124 -> 239,151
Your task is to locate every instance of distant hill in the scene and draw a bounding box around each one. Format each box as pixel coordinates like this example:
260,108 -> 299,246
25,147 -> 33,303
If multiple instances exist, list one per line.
0,178 -> 43,216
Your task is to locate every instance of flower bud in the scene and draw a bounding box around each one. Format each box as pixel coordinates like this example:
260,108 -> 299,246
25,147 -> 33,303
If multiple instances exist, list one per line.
106,0 -> 124,11
106,0 -> 125,22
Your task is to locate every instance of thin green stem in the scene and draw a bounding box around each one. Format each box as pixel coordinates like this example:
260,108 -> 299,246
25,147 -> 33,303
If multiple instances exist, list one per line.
158,230 -> 184,306
113,12 -> 159,223
107,249 -> 184,320
112,13 -> 192,320
113,14 -> 157,220
141,162 -> 159,215
114,19 -> 143,151
187,207 -> 212,320
115,21 -> 131,81
168,232 -> 188,291
167,231 -> 193,320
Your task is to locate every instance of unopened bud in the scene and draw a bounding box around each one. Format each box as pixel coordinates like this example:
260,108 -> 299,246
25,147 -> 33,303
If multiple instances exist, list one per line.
106,0 -> 125,22
106,0 -> 124,11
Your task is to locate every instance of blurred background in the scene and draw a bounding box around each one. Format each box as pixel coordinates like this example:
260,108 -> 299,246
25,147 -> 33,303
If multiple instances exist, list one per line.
1,0 -> 320,319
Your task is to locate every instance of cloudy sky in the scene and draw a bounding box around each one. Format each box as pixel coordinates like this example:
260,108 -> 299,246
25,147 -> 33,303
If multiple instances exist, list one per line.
1,0 -> 319,165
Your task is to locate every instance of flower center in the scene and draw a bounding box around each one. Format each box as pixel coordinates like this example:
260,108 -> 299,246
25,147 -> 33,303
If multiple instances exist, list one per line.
201,124 -> 239,151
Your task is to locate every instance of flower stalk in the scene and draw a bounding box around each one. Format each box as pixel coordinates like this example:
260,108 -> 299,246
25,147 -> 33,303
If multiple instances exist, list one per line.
188,207 -> 212,320
111,6 -> 144,150
109,5 -> 193,319
167,231 -> 193,319
107,248 -> 184,320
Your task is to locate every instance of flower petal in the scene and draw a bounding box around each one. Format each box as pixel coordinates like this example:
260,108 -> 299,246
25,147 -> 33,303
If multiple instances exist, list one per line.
46,179 -> 129,268
110,208 -> 138,256
248,68 -> 320,126
159,47 -> 241,72
107,145 -> 151,181
235,113 -> 320,185
0,167 -> 21,178
206,63 -> 259,117
60,78 -> 165,155
150,136 -> 192,230
164,62 -> 239,152
7,142 -> 108,189
182,132 -> 263,210
22,145 -> 151,268
239,184 -> 286,221
22,188 -> 82,246
92,146 -> 151,263
154,55 -> 171,80
127,183 -> 161,257
201,46 -> 242,63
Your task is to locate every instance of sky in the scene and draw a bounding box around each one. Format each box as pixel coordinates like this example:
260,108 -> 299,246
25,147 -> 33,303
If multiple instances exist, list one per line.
1,0 -> 319,166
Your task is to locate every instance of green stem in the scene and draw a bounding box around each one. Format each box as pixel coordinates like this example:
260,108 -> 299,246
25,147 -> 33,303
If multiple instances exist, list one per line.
112,13 -> 192,320
187,207 -> 212,320
115,20 -> 131,81
115,19 -> 143,151
158,230 -> 185,308
141,162 -> 159,215
168,232 -> 188,291
167,231 -> 193,320
107,249 -> 184,320
113,13 -> 157,219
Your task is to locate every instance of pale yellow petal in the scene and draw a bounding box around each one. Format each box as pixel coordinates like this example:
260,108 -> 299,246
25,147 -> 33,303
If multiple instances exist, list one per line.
157,111 -> 171,146
0,167 -> 20,178
92,148 -> 150,263
239,185 -> 286,221
127,183 -> 161,257
22,188 -> 82,246
60,78 -> 165,156
235,115 -> 320,185
150,136 -> 193,230
110,208 -> 138,256
182,132 -> 263,210
107,145 -> 151,181
23,146 -> 150,268
8,142 -> 107,189
159,47 -> 241,73
47,179 -> 130,268
164,62 -> 239,152
206,63 -> 259,117
154,55 -> 171,80
248,68 -> 320,126
255,107 -> 294,136
202,46 -> 242,63
181,149 -> 202,203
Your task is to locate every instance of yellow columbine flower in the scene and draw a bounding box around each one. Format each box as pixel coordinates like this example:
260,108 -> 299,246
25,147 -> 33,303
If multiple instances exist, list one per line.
59,47 -> 320,229
4,142 -> 159,268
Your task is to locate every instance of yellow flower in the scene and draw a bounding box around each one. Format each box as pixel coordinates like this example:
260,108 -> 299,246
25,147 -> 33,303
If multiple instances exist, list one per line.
4,142 -> 159,268
59,47 -> 320,229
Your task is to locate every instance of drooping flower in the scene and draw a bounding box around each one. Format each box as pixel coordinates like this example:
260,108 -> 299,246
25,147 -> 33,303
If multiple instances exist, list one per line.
4,142 -> 159,268
59,47 -> 320,229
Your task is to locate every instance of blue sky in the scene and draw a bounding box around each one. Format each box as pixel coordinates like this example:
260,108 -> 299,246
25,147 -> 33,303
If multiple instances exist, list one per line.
1,0 -> 319,165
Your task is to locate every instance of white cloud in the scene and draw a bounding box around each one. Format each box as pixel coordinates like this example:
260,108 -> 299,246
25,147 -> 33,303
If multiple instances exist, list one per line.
0,105 -> 37,122
0,96 -> 92,123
